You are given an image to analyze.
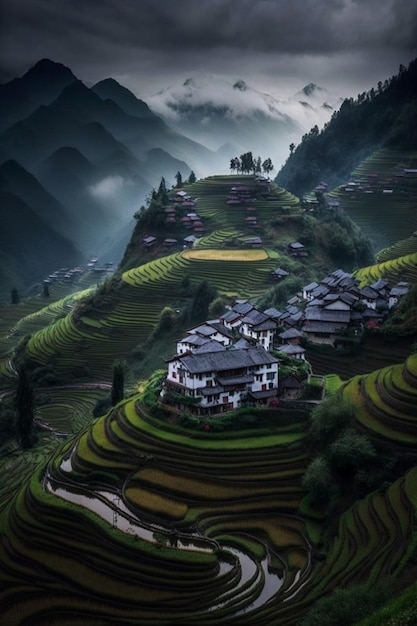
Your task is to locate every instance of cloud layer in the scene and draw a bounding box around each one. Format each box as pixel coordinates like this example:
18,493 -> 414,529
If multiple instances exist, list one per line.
1,0 -> 417,97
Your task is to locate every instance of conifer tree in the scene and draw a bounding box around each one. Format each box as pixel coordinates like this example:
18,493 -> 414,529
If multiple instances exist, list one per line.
111,360 -> 125,406
11,288 -> 20,304
157,177 -> 169,204
14,365 -> 35,449
190,281 -> 217,322
175,171 -> 183,188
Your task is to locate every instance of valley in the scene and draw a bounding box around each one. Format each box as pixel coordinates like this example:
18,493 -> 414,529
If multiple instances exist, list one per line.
1,59 -> 417,625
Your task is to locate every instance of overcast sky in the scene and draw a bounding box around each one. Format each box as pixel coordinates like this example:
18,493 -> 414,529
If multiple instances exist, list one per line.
1,0 -> 417,100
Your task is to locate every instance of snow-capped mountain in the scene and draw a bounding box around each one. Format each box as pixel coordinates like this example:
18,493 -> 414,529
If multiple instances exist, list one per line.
147,75 -> 341,170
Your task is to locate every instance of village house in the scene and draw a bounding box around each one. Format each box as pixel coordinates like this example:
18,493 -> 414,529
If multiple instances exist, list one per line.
277,343 -> 306,360
143,235 -> 157,249
270,267 -> 290,282
238,309 -> 277,351
288,241 -> 307,257
163,345 -> 279,415
183,234 -> 198,248
280,374 -> 303,400
388,282 -> 409,308
178,321 -> 235,351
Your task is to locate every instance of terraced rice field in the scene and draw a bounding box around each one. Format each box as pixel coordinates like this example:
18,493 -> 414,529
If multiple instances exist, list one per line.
306,332 -> 413,380
2,383 -> 417,625
183,175 -> 301,238
0,394 -> 311,625
376,231 -> 417,263
10,247 -> 280,381
328,149 -> 417,253
354,251 -> 417,287
183,249 -> 269,261
341,353 -> 417,451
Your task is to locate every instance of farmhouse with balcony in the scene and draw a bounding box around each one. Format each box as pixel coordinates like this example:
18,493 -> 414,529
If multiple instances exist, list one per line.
163,345 -> 279,415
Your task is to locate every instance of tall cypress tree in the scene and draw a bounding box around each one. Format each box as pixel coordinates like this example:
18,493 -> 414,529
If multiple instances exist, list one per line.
111,360 -> 125,406
190,281 -> 217,322
11,288 -> 20,304
14,365 -> 35,449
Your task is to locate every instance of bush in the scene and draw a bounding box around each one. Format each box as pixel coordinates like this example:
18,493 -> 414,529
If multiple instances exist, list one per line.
299,582 -> 388,626
302,456 -> 338,507
308,396 -> 355,451
92,396 -> 111,417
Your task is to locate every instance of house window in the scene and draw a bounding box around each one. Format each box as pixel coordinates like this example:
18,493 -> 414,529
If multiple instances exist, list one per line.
222,395 -> 229,403
172,372 -> 177,379
266,372 -> 275,380
268,382 -> 274,389
262,384 -> 267,391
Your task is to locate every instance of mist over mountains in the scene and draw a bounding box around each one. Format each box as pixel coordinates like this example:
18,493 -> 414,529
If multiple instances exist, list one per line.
0,58 -> 338,296
148,74 -> 340,166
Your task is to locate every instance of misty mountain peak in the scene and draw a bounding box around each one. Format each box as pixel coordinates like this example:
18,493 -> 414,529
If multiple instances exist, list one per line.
301,82 -> 324,97
233,79 -> 248,91
92,78 -> 155,119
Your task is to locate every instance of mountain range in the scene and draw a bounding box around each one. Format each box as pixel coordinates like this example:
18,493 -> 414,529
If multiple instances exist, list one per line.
0,59 -> 337,297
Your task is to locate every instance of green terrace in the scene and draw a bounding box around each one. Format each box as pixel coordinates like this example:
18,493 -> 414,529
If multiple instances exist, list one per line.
341,353 -> 417,451
327,149 -> 417,253
376,231 -> 417,263
17,247 -> 280,380
0,393 -> 314,625
354,251 -> 417,286
2,381 -> 417,625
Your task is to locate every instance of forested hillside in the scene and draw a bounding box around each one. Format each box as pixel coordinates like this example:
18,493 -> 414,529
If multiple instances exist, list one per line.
276,59 -> 417,196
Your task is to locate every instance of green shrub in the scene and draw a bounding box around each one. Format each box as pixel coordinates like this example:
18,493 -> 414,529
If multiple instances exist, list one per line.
92,396 -> 111,417
299,583 -> 388,626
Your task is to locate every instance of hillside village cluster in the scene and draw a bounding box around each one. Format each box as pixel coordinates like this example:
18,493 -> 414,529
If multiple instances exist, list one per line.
161,268 -> 409,416
40,175 -> 408,419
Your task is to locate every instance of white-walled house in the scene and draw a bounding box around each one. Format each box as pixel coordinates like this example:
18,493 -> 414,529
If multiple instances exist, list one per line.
388,282 -> 409,308
163,345 -> 279,415
238,309 -> 277,351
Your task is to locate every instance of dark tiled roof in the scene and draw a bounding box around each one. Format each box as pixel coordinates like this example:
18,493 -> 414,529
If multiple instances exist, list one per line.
178,335 -> 209,346
220,310 -> 242,323
264,307 -> 282,319
252,320 -> 277,331
278,344 -> 305,355
360,286 -> 379,300
279,328 -> 302,340
303,281 -> 319,291
193,341 -> 226,354
271,267 -> 289,277
248,389 -> 277,399
281,374 -> 302,388
178,346 -> 278,374
305,306 -> 350,323
301,322 -> 339,333
232,301 -> 254,315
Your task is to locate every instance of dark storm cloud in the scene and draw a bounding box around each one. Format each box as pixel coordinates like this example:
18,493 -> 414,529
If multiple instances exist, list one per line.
1,0 -> 416,89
